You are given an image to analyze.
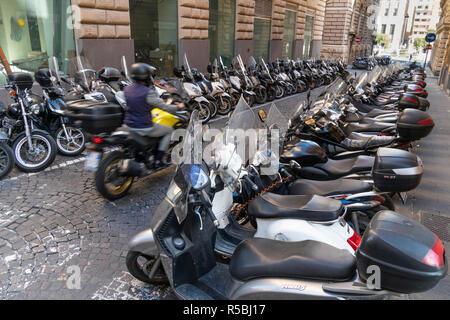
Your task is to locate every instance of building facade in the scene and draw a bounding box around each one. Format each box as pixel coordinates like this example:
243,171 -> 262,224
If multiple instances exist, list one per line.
376,0 -> 411,53
321,0 -> 380,63
408,0 -> 441,46
0,0 -> 382,79
0,0 -> 76,82
69,0 -> 330,74
430,0 -> 450,94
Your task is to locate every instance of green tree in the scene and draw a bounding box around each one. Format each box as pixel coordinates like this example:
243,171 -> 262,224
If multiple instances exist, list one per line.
413,38 -> 427,52
375,34 -> 391,48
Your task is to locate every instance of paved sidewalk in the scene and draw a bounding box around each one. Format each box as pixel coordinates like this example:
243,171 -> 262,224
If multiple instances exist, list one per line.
407,70 -> 450,299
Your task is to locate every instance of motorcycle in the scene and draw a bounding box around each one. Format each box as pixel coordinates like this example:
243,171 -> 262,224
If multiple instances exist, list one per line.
0,73 -> 57,172
33,59 -> 86,156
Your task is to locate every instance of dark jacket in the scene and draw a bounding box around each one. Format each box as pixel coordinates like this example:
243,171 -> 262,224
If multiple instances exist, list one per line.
124,83 -> 179,129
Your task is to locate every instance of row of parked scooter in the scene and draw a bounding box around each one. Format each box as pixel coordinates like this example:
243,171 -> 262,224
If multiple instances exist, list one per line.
352,55 -> 392,70
119,62 -> 447,300
0,55 -> 343,181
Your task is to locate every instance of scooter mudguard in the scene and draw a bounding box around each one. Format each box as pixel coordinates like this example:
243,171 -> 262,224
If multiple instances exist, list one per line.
194,96 -> 211,104
128,228 -> 159,256
216,92 -> 232,99
244,90 -> 256,96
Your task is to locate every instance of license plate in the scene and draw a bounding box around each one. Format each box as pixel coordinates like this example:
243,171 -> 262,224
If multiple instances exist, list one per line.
399,192 -> 408,204
85,152 -> 101,171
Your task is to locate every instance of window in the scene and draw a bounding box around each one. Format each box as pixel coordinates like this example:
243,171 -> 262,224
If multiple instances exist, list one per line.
254,18 -> 271,61
303,15 -> 314,59
209,0 -> 236,67
130,0 -> 178,76
390,24 -> 395,37
282,10 -> 296,58
381,24 -> 387,34
253,0 -> 272,61
385,8 -> 389,16
0,0 -> 76,83
393,8 -> 398,16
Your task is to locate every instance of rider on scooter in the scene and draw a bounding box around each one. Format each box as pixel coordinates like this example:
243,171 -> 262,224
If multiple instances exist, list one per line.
124,63 -> 185,168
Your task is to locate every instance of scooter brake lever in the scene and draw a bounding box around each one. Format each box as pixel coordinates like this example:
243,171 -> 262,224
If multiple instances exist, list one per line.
194,207 -> 203,231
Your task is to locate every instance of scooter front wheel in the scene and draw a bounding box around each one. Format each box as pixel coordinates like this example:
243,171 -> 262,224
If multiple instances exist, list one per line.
126,251 -> 169,285
255,87 -> 267,104
193,101 -> 212,124
215,95 -> 233,115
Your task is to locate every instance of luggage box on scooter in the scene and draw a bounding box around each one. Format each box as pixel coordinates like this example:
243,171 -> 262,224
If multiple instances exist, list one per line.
64,100 -> 124,134
357,210 -> 447,294
397,93 -> 424,111
372,147 -> 423,192
7,73 -> 34,91
397,108 -> 434,141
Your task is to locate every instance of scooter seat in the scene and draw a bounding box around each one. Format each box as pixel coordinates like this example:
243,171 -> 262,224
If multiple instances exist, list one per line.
289,179 -> 372,197
341,135 -> 396,150
248,192 -> 343,222
313,155 -> 374,178
345,121 -> 396,135
230,238 -> 356,281
364,108 -> 397,118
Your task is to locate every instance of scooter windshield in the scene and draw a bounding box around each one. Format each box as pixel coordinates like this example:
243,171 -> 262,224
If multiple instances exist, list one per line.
170,109 -> 204,222
354,71 -> 369,93
69,55 -> 96,92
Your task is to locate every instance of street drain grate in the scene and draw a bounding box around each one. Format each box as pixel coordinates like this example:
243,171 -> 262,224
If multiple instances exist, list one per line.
422,212 -> 450,242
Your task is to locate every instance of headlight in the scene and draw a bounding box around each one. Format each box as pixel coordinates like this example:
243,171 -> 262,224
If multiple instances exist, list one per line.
30,104 -> 41,115
189,165 -> 210,190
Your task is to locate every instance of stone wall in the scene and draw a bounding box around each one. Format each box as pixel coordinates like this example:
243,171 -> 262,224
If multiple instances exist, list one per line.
321,0 -> 377,62
178,0 -> 209,39
431,0 -> 450,76
71,0 -> 131,39
236,0 -> 255,40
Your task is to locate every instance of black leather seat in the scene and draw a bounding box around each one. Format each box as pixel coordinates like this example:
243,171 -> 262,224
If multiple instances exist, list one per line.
248,192 -> 343,222
345,121 -> 396,135
364,109 -> 397,118
230,238 -> 356,281
289,179 -> 372,197
342,134 -> 396,150
313,155 -> 374,179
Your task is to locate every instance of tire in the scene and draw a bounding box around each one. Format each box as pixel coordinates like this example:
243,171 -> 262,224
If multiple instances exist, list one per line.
55,126 -> 86,156
274,85 -> 284,99
231,92 -> 241,107
193,101 -> 212,124
13,132 -> 57,173
215,95 -> 233,115
126,251 -> 169,285
267,87 -> 276,101
208,99 -> 218,118
255,87 -> 267,104
244,93 -> 255,107
0,143 -> 14,180
95,151 -> 134,201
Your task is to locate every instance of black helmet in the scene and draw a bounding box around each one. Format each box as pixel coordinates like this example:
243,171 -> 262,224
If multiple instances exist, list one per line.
97,67 -> 121,83
130,63 -> 157,85
35,68 -> 58,87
